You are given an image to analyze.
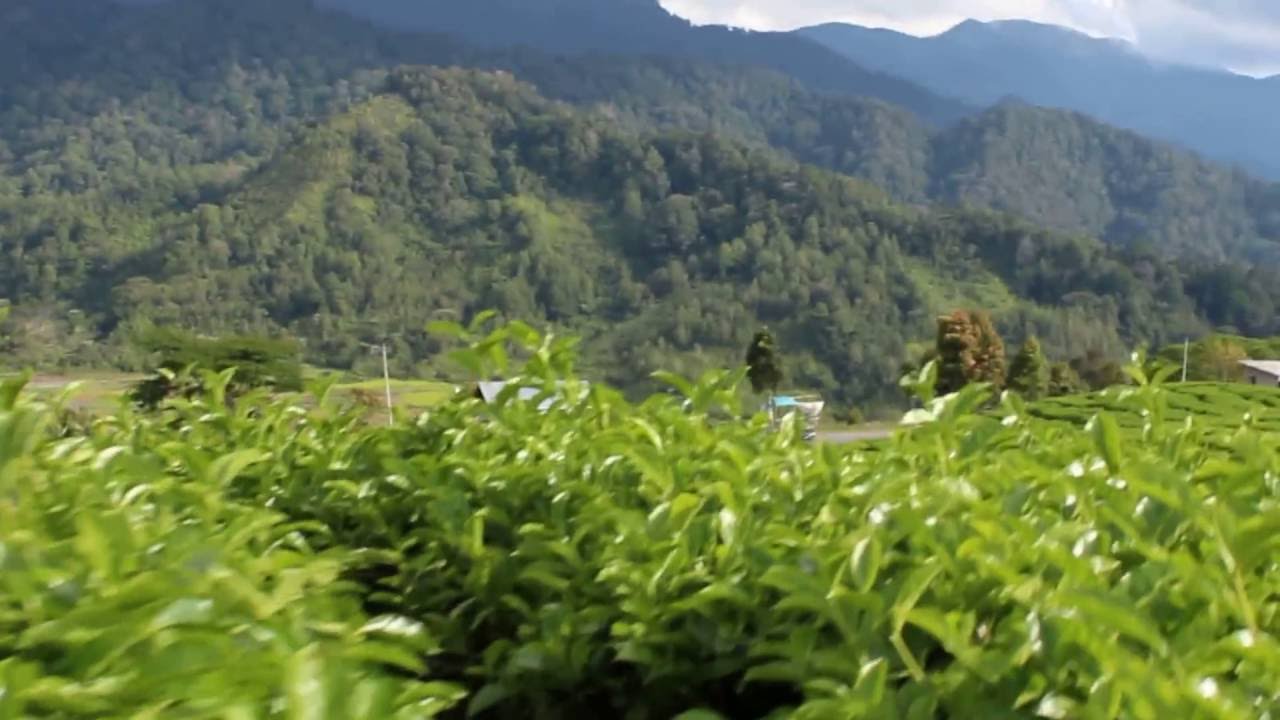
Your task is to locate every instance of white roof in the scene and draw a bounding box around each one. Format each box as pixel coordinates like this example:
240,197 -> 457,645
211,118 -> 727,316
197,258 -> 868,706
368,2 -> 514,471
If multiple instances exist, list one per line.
475,380 -> 578,412
1239,360 -> 1280,377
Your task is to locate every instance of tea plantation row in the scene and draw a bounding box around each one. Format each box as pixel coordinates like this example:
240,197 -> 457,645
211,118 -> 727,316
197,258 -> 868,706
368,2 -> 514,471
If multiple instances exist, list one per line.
1,347 -> 1277,718
1027,382 -> 1280,435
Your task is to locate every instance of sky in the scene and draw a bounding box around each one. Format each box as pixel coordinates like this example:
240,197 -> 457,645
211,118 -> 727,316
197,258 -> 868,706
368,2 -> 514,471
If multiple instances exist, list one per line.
659,0 -> 1280,75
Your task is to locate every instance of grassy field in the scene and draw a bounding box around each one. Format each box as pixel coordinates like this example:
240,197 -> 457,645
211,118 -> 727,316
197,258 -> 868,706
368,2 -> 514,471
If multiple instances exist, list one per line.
11,371 -> 143,413
329,377 -> 459,416
1026,381 -> 1280,433
6,370 -> 461,418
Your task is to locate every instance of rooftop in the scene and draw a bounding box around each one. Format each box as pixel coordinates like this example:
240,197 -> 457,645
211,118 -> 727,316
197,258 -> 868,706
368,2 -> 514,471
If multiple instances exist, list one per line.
1239,360 -> 1280,376
474,380 -> 578,412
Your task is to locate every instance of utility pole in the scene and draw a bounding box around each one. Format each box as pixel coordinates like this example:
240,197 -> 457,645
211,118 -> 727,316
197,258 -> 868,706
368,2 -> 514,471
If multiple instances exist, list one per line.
380,341 -> 393,426
361,339 -> 395,426
1182,338 -> 1190,383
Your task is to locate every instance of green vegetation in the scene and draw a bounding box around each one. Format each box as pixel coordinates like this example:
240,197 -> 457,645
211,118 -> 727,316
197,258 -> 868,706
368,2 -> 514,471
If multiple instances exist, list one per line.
332,378 -> 458,413
745,329 -> 784,401
1153,334 -> 1280,382
1007,337 -> 1050,400
2,0 -> 1280,410
2,326 -> 1278,717
935,310 -> 1007,395
3,60 -> 1262,409
128,328 -> 303,409
1027,381 -> 1280,434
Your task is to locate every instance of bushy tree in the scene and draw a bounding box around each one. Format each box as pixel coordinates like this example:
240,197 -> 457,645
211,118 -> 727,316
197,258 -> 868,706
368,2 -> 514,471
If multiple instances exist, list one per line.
1189,336 -> 1248,381
1007,337 -> 1050,399
936,310 -> 1006,395
935,312 -> 977,396
130,327 -> 303,409
1048,361 -> 1086,397
973,312 -> 1007,389
1070,349 -> 1127,391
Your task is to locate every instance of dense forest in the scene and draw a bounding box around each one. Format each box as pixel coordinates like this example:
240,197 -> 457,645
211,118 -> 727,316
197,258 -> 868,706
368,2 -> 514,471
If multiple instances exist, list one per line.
1,0 -> 1278,406
3,0 -> 1278,263
6,62 -> 1277,406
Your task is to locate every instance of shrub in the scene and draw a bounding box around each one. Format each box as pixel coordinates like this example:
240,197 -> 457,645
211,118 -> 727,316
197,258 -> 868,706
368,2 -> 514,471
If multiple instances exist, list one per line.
1008,337 -> 1050,399
2,325 -> 1278,718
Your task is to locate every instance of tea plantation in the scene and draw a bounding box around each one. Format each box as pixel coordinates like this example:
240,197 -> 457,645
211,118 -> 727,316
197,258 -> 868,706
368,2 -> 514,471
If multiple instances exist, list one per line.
1,334 -> 1277,718
1028,382 -> 1280,434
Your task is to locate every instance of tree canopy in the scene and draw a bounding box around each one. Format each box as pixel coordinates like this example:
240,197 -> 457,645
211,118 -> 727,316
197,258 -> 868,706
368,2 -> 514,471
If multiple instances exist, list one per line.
1,1 -> 1278,406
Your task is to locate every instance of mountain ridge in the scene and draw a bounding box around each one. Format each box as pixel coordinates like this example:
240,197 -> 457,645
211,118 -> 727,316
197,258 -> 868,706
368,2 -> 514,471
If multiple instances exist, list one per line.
3,0 -> 1276,266
90,66 -> 1270,403
312,0 -> 973,126
798,18 -> 1280,179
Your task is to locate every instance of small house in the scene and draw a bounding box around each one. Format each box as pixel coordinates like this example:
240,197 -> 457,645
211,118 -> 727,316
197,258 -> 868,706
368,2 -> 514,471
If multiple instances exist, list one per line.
1239,360 -> 1280,387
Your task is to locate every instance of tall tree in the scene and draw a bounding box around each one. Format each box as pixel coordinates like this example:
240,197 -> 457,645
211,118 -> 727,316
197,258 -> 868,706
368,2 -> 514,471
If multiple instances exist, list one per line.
936,310 -> 1007,395
971,311 -> 1007,390
935,311 -> 978,396
1008,337 -> 1049,399
746,329 -> 783,417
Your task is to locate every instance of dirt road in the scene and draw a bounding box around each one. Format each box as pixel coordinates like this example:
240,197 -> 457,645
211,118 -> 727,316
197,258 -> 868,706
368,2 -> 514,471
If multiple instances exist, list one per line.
818,427 -> 895,444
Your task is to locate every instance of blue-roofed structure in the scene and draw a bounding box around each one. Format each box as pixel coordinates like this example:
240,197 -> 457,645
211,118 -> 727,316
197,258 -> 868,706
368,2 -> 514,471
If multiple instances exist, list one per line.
763,394 -> 825,441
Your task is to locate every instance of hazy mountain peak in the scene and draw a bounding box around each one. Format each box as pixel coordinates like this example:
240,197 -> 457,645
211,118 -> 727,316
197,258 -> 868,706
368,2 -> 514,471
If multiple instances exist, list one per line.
799,18 -> 1280,179
938,18 -> 1138,56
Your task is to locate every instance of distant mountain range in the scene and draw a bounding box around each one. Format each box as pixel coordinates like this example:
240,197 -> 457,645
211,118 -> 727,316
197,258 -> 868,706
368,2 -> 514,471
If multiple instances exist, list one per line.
798,19 -> 1280,179
295,0 -> 1280,259
313,0 -> 971,126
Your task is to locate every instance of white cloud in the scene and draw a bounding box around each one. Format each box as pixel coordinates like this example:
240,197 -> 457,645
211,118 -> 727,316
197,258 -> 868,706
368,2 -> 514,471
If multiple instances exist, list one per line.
659,0 -> 1280,74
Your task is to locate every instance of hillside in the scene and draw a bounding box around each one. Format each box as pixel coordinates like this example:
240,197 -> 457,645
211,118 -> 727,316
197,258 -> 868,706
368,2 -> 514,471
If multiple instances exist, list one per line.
313,0 -> 970,126
534,58 -> 1280,262
3,0 -> 1279,269
20,66 -> 1277,408
928,103 -> 1280,262
799,19 -> 1280,180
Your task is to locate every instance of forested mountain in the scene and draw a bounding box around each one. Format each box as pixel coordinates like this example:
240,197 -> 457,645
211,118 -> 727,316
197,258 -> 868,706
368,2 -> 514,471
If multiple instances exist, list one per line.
2,0 -> 1279,406
6,0 -> 1277,263
312,0 -> 970,126
6,61 -> 1277,406
521,58 -> 1280,261
799,19 -> 1280,179
927,103 -> 1280,261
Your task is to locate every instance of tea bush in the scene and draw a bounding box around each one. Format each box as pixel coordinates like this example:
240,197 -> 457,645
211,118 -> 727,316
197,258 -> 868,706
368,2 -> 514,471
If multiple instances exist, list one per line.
1,326 -> 1278,719
1029,381 -> 1280,434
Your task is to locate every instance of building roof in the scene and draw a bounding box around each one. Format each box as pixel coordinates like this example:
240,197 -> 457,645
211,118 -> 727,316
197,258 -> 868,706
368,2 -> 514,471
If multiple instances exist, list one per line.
474,380 -> 576,412
1239,360 -> 1280,377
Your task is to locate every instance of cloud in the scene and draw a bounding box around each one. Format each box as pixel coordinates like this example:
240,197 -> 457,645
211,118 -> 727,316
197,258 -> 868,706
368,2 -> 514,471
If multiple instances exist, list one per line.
659,0 -> 1280,74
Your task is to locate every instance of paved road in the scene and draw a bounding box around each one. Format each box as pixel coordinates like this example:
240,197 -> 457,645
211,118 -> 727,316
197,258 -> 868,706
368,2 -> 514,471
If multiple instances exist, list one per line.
818,428 -> 894,444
